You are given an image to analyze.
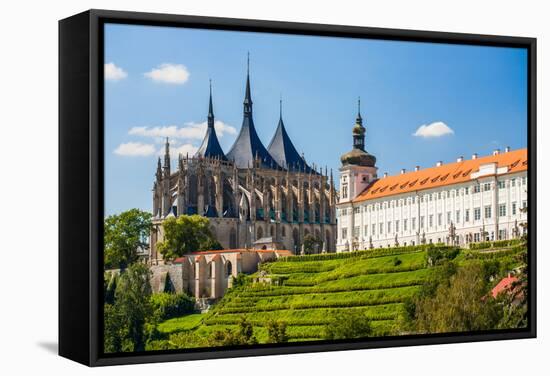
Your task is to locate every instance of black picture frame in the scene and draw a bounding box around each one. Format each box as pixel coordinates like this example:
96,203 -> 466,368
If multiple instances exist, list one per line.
59,9 -> 537,367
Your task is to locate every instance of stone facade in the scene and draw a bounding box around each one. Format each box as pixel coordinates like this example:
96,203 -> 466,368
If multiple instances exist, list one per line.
150,249 -> 292,299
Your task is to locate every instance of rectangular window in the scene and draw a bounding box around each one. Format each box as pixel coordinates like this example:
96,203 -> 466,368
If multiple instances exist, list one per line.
379,223 -> 384,234
438,213 -> 442,226
428,214 -> 433,228
364,225 -> 368,236
353,226 -> 360,238
498,181 -> 506,189
484,205 -> 492,219
511,178 -> 516,187
465,187 -> 469,195
412,217 -> 416,230
395,220 -> 400,233
447,211 -> 451,224
353,207 -> 361,214
456,210 -> 460,223
522,177 -> 527,185
499,203 -> 507,217
483,183 -> 491,191
465,209 -> 470,222
512,202 -> 517,215
420,216 -> 425,229
404,219 -> 408,231
342,184 -> 348,199
342,228 -> 347,239
522,200 -> 527,209
387,221 -> 392,233
372,224 -> 376,236
429,194 -> 433,202
499,229 -> 507,240
473,185 -> 480,193
474,233 -> 480,242
474,207 -> 481,221
438,192 -> 442,200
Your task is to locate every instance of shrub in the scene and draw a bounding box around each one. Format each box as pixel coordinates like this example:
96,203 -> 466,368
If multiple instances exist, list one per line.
323,310 -> 373,340
266,320 -> 288,343
393,257 -> 402,266
150,292 -> 195,321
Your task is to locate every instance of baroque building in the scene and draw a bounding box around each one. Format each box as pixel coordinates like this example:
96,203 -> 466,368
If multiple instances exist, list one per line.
336,103 -> 528,252
150,62 -> 337,263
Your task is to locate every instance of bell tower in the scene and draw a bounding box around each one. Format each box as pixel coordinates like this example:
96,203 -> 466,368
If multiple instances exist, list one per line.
339,98 -> 378,203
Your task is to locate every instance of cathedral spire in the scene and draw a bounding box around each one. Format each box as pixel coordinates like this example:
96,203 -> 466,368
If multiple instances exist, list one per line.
156,157 -> 162,180
208,79 -> 214,128
163,137 -> 171,176
195,81 -> 227,161
243,52 -> 253,115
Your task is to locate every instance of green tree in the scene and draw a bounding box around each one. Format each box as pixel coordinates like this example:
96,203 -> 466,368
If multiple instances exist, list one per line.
104,209 -> 152,269
103,263 -> 153,353
156,215 -> 222,260
303,234 -> 322,254
266,320 -> 288,343
324,310 -> 372,340
207,316 -> 257,346
413,263 -> 500,334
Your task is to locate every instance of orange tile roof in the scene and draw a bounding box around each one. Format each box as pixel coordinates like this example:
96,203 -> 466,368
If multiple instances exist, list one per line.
353,148 -> 527,203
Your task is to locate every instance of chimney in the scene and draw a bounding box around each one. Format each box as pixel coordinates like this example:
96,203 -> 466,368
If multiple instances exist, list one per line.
505,146 -> 511,153
472,153 -> 478,160
400,168 -> 406,174
414,166 -> 420,172
493,149 -> 500,156
383,172 -> 388,178
436,161 -> 443,167
457,156 -> 464,162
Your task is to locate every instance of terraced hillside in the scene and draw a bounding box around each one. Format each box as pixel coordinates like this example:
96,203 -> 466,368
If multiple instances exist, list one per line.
154,242 -> 526,347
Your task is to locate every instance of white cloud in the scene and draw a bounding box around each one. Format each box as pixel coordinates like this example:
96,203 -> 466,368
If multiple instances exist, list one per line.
128,121 -> 237,140
114,142 -> 156,157
144,63 -> 190,84
104,62 -> 127,81
413,121 -> 454,138
169,143 -> 198,158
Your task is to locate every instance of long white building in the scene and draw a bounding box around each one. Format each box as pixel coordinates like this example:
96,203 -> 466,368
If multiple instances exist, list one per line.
336,104 -> 528,252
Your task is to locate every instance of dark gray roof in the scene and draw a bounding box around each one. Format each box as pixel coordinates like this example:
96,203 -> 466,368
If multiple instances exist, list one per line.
267,115 -> 313,173
195,84 -> 227,160
226,69 -> 281,169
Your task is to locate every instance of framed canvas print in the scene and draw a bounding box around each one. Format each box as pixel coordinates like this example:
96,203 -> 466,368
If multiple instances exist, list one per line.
59,9 -> 536,366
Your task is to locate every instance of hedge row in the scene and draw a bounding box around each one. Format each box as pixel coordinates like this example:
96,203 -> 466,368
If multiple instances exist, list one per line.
276,244 -> 449,263
237,280 -> 426,297
213,297 -> 406,314
203,313 -> 399,327
468,239 -> 522,250
464,245 -> 526,260
281,264 -> 427,286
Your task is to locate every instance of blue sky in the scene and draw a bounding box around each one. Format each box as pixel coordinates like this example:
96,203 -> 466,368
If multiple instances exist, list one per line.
104,23 -> 527,216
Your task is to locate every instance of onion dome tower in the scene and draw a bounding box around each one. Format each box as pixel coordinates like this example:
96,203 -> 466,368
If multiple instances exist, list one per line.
340,98 -> 377,167
267,98 -> 313,172
339,98 -> 378,203
226,54 -> 281,169
195,80 -> 228,160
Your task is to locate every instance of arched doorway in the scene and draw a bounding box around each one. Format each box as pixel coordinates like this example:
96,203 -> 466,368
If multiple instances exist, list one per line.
257,226 -> 264,240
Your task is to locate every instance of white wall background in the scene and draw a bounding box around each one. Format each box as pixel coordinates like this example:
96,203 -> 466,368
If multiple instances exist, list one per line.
0,0 -> 547,374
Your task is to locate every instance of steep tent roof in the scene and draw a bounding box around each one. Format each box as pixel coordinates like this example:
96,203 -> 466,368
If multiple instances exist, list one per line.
353,148 -> 527,203
195,82 -> 227,160
267,101 -> 314,173
226,57 -> 281,169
